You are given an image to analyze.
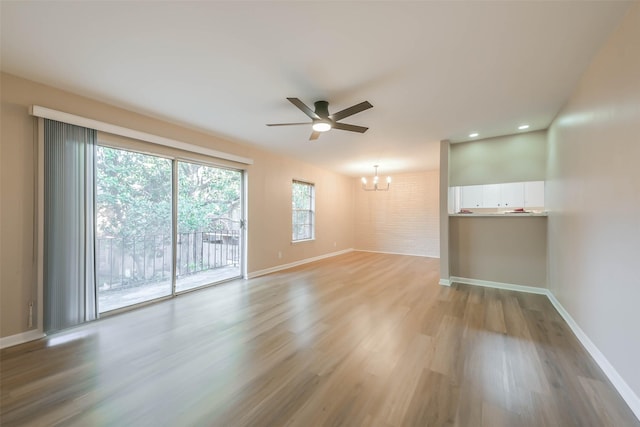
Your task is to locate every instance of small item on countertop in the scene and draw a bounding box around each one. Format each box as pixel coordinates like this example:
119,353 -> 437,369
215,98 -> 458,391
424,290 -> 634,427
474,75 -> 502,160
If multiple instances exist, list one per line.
458,209 -> 473,214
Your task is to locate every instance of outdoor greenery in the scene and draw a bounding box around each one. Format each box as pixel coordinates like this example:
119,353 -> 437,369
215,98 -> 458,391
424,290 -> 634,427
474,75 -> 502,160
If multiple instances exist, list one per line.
178,161 -> 241,233
292,180 -> 315,241
96,147 -> 172,239
95,146 -> 242,239
95,146 -> 242,309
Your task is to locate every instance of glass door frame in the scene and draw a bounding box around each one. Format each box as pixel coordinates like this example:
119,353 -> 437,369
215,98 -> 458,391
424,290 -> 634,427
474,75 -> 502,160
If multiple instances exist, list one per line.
172,157 -> 246,295
95,145 -> 174,314
95,142 -> 247,314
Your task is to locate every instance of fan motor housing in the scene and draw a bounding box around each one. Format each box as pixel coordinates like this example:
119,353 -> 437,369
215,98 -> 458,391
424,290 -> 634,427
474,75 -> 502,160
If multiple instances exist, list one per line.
314,101 -> 330,118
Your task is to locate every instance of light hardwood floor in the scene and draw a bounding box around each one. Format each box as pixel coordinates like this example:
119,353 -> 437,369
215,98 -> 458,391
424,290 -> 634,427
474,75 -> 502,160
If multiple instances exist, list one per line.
1,252 -> 638,426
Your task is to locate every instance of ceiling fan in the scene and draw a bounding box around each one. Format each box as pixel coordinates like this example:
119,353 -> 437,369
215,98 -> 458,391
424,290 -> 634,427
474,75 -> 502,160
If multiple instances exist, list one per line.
267,98 -> 373,140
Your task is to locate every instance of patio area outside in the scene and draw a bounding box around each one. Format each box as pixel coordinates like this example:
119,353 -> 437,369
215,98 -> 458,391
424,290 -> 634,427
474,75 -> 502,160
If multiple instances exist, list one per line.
98,265 -> 241,313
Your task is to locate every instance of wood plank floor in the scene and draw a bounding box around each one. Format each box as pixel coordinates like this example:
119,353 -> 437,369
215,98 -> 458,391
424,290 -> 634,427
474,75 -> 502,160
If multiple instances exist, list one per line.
1,252 -> 638,426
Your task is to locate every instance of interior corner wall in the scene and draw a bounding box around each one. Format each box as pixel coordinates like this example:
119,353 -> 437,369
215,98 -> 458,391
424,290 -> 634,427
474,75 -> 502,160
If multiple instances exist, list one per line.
0,72 -> 355,339
354,170 -> 439,257
547,2 -> 640,402
449,130 -> 547,187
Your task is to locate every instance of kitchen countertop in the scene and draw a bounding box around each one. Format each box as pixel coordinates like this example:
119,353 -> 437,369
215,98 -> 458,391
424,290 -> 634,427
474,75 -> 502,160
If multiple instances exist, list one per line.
449,212 -> 548,217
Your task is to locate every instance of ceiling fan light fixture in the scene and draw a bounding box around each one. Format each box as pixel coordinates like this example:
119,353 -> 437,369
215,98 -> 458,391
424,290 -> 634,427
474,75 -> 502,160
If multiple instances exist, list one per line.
312,120 -> 332,132
267,98 -> 372,140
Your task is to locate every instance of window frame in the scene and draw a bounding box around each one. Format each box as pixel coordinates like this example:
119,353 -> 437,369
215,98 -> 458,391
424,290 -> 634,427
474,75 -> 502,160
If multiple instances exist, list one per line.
291,180 -> 315,242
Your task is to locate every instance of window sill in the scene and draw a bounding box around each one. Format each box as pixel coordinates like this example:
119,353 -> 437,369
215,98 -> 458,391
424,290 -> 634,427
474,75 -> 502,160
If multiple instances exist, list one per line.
291,238 -> 315,244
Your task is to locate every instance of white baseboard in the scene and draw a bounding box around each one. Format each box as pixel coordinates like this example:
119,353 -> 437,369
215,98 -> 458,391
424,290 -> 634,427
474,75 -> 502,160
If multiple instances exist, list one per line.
450,276 -> 548,294
546,292 -> 640,421
0,329 -> 45,349
439,278 -> 451,286
247,248 -> 353,279
354,249 -> 439,259
448,275 -> 640,421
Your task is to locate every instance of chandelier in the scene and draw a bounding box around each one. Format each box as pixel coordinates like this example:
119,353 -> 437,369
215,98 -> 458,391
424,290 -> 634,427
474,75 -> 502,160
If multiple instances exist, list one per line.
361,165 -> 391,191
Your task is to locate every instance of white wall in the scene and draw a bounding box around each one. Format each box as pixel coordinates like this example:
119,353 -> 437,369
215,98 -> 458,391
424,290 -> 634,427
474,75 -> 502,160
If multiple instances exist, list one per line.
354,170 -> 439,257
547,2 -> 640,403
450,130 -> 547,187
450,216 -> 547,287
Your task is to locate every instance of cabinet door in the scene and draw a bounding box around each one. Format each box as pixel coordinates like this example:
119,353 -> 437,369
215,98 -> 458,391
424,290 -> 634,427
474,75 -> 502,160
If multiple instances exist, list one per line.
460,185 -> 483,208
500,182 -> 524,208
482,184 -> 501,208
524,181 -> 545,208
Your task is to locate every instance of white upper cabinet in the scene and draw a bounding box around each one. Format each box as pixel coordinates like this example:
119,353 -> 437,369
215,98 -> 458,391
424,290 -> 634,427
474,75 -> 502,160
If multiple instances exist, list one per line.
499,182 -> 525,208
478,182 -> 524,208
454,181 -> 544,211
524,181 -> 545,207
481,184 -> 501,207
460,185 -> 483,208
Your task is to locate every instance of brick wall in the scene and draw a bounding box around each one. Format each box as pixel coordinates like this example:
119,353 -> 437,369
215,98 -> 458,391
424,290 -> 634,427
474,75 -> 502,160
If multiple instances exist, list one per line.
354,170 -> 439,257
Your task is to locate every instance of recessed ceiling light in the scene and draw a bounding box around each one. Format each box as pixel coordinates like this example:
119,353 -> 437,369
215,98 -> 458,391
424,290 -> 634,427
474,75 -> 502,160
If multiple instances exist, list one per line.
518,124 -> 530,130
469,132 -> 479,138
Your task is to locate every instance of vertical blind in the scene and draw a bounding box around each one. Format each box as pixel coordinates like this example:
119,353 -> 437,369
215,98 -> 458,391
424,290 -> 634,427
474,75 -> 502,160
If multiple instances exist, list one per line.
43,119 -> 97,333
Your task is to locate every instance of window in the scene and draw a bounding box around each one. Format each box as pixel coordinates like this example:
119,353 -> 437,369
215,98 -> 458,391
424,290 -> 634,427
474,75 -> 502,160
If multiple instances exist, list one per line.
292,180 -> 315,241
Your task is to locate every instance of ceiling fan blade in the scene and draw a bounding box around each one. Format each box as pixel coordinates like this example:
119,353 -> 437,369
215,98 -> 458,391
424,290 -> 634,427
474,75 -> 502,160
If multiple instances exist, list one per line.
287,98 -> 319,120
309,131 -> 321,141
332,122 -> 369,133
331,101 -> 373,121
266,122 -> 310,126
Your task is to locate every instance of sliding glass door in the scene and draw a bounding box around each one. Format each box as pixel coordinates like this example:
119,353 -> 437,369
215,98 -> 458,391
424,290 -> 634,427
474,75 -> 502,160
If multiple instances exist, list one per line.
95,147 -> 173,312
176,161 -> 243,292
96,147 -> 244,313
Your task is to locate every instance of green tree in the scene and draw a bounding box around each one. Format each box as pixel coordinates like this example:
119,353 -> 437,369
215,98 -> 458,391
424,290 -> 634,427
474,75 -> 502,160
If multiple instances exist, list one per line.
96,147 -> 172,239
96,147 -> 242,238
95,147 -> 242,283
177,161 -> 241,233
